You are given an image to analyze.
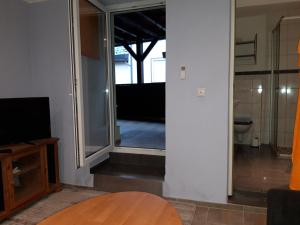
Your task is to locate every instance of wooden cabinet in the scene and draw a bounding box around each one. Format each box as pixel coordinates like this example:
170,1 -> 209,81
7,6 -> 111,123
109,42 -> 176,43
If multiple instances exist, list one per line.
9,148 -> 45,209
0,138 -> 60,221
0,155 -> 10,221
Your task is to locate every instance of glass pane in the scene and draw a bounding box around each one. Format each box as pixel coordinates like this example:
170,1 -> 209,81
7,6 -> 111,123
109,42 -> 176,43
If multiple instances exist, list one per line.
79,0 -> 110,158
276,78 -> 299,155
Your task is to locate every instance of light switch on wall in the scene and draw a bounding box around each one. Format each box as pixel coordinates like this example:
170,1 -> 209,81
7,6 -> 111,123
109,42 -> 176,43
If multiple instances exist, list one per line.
197,88 -> 206,97
180,65 -> 186,80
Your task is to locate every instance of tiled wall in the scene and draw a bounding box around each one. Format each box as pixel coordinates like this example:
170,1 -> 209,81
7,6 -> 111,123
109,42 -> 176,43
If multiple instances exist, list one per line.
235,15 -> 267,72
280,20 -> 300,70
277,74 -> 299,148
234,9 -> 300,147
234,73 -> 299,147
234,74 -> 271,145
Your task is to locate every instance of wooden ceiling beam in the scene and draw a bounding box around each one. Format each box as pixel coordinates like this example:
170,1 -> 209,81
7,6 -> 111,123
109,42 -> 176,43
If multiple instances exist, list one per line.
117,15 -> 159,38
122,43 -> 138,61
142,39 -> 158,61
137,12 -> 166,32
115,26 -> 137,38
115,35 -> 125,42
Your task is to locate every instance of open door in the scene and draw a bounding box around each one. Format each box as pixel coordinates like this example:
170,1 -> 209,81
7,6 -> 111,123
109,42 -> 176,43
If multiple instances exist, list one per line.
110,7 -> 166,155
70,0 -> 114,167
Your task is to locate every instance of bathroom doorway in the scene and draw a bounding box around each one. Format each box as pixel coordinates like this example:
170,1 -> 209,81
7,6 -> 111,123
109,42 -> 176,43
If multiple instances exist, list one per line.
230,1 -> 300,206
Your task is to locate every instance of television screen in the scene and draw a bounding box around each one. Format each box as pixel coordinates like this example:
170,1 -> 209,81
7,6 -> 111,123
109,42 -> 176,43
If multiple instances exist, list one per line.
0,97 -> 51,146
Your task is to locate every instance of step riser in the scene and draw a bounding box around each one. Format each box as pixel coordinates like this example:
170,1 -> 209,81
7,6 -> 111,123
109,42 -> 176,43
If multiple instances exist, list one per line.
94,174 -> 162,196
110,152 -> 165,168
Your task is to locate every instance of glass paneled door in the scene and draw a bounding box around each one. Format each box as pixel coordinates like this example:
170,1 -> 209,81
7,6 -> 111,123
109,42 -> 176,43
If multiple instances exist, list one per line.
74,0 -> 111,162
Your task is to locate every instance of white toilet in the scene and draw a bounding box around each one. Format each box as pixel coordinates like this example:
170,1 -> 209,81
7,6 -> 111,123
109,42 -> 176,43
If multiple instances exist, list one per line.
234,116 -> 253,143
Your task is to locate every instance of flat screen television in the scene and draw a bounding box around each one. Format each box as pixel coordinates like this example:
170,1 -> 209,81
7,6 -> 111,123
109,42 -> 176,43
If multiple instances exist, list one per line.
0,97 -> 51,146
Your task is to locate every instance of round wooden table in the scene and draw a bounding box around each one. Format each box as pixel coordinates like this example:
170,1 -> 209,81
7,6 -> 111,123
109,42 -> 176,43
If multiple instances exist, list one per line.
38,192 -> 183,225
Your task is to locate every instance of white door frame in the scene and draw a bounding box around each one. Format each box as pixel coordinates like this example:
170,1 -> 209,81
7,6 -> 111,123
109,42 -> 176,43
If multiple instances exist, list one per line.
108,1 -> 166,156
228,0 -> 236,197
70,0 -> 114,167
70,0 -> 86,167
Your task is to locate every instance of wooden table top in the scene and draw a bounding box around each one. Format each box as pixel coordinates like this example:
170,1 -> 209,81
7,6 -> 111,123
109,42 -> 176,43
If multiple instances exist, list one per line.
38,192 -> 183,225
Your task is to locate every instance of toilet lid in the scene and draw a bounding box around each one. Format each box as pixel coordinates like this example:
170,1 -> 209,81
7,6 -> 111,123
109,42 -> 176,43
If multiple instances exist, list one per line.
234,121 -> 253,125
234,117 -> 253,125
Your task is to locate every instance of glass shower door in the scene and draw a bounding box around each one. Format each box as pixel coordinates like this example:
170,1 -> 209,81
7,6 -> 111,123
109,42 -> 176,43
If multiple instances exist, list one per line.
271,18 -> 300,157
271,26 -> 280,153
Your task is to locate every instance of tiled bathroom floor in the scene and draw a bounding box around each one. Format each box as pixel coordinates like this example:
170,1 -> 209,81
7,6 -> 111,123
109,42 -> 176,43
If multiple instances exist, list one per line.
233,145 -> 291,194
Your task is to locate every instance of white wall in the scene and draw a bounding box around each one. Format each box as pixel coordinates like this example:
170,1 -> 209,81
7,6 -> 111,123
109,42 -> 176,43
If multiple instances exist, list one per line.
164,0 -> 231,203
28,0 -> 94,186
0,0 -> 32,97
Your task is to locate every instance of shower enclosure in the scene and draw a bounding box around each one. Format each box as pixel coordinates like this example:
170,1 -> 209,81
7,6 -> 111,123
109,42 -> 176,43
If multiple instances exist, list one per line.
271,16 -> 300,158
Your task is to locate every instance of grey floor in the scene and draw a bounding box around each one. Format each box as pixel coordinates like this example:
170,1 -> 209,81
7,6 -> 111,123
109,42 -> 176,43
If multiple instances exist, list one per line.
116,120 -> 165,150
